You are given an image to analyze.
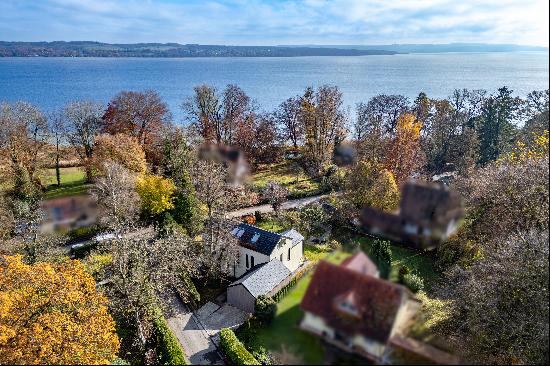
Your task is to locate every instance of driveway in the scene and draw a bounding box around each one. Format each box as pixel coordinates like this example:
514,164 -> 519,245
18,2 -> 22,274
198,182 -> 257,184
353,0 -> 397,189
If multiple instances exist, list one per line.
166,297 -> 248,365
227,193 -> 331,218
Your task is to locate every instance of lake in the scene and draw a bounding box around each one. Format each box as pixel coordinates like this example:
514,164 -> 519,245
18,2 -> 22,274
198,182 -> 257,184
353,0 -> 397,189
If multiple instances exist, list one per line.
1,52 -> 548,122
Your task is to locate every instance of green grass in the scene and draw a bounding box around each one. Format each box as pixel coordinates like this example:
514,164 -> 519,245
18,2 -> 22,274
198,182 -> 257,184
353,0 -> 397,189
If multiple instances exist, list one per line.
251,162 -> 322,198
41,167 -> 91,199
238,251 -> 349,365
333,228 -> 440,291
255,217 -> 287,232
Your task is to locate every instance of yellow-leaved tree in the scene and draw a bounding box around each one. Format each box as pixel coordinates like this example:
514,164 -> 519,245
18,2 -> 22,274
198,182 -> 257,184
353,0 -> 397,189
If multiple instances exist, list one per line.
500,129 -> 549,164
0,255 -> 120,365
385,113 -> 424,186
93,133 -> 147,174
345,159 -> 400,212
135,174 -> 176,215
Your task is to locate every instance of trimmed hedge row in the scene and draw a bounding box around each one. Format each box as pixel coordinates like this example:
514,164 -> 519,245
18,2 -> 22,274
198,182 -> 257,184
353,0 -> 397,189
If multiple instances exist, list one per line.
154,312 -> 187,365
271,262 -> 314,302
219,328 -> 259,365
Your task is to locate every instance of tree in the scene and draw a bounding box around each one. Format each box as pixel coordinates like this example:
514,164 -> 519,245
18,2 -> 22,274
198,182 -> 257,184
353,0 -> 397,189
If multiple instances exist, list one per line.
221,84 -> 254,145
105,233 -> 200,356
102,90 -> 171,157
357,94 -> 410,137
64,101 -> 104,182
192,159 -> 227,219
93,133 -> 147,174
345,159 -> 400,212
135,174 -> 176,217
48,109 -> 65,186
183,84 -> 221,143
0,102 -> 48,196
370,239 -> 392,279
255,295 -> 277,324
441,231 -> 549,364
300,85 -> 347,175
384,113 -> 424,186
0,255 -> 120,364
91,161 -> 141,230
354,101 -> 388,163
275,96 -> 303,148
477,87 -> 521,165
264,181 -> 288,214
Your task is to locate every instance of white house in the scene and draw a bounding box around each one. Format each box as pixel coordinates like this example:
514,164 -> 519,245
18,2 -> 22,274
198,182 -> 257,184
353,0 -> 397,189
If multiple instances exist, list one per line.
299,254 -> 420,362
230,223 -> 304,278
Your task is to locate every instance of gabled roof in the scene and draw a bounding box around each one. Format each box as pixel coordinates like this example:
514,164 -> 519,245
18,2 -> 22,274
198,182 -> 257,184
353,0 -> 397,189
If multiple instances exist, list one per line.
281,228 -> 304,246
228,259 -> 291,298
341,251 -> 379,277
232,223 -> 284,255
300,261 -> 412,343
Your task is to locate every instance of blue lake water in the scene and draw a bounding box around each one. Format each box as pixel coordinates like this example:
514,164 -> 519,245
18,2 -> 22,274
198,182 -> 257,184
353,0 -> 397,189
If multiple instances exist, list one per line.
0,52 -> 548,122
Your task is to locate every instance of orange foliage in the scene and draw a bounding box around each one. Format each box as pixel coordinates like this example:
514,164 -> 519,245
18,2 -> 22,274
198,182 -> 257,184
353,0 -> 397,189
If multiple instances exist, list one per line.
0,255 -> 120,365
384,113 -> 424,186
93,133 -> 147,174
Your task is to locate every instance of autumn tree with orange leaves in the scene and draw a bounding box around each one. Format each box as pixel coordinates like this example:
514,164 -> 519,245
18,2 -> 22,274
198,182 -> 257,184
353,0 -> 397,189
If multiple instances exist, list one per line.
384,113 -> 425,186
0,255 -> 120,365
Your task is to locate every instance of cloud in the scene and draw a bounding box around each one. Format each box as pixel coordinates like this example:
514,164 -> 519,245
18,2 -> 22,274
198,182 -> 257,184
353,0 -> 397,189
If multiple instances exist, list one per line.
0,0 -> 547,46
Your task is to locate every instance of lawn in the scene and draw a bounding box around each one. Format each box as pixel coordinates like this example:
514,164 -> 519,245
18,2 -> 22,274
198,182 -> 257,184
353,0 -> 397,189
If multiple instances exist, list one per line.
238,251 -> 350,365
332,228 -> 440,291
41,167 -> 91,199
251,161 -> 322,198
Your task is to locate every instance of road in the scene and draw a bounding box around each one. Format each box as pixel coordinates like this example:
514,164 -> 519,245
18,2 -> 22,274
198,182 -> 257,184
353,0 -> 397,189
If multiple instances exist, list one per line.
226,193 -> 331,218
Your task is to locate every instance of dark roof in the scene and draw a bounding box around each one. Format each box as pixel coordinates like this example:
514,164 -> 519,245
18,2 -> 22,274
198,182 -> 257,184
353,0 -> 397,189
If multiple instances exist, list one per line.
232,223 -> 284,255
228,259 -> 290,298
300,261 -> 411,343
281,228 -> 304,246
400,180 -> 462,226
341,251 -> 379,276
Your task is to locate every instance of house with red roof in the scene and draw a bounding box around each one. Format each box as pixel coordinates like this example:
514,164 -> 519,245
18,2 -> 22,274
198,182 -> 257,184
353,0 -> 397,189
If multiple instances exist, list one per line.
299,254 -> 420,362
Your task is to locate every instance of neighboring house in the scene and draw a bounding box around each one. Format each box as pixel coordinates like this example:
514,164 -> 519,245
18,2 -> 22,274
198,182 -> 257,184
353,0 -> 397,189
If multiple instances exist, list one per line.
360,180 -> 463,250
230,223 -> 304,278
227,259 -> 291,313
40,194 -> 98,233
299,257 -> 420,362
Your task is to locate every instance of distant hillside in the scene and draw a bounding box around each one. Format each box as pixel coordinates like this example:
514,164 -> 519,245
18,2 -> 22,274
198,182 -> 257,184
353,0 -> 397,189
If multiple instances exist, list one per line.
281,43 -> 549,53
0,41 -> 398,57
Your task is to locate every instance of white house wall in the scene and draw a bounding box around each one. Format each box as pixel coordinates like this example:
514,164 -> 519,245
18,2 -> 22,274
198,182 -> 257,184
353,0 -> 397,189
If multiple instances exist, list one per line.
300,312 -> 335,338
270,239 -> 303,273
234,247 -> 270,278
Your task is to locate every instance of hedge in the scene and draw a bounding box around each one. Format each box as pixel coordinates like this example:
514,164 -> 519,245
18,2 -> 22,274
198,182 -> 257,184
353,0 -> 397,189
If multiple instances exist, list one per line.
219,328 -> 260,365
154,311 -> 187,365
271,262 -> 314,302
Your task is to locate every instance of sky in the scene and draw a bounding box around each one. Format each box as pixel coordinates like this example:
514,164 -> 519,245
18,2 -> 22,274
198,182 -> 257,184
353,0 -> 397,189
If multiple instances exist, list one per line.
0,0 -> 548,46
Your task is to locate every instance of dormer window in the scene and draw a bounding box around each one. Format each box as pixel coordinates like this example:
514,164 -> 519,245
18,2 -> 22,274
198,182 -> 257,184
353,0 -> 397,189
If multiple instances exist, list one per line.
334,291 -> 361,318
231,227 -> 239,235
236,229 -> 245,238
251,233 -> 260,243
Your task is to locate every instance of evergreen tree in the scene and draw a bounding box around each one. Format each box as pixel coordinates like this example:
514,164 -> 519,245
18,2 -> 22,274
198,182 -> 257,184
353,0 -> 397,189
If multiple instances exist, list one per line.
370,239 -> 392,279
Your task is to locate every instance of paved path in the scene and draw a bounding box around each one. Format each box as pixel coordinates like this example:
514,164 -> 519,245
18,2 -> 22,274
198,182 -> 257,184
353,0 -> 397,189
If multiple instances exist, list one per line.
226,193 -> 330,218
165,297 -> 249,365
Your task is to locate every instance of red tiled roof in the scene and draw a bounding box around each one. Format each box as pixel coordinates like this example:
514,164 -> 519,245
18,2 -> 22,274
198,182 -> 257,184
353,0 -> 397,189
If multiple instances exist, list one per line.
300,261 -> 411,343
341,251 -> 379,276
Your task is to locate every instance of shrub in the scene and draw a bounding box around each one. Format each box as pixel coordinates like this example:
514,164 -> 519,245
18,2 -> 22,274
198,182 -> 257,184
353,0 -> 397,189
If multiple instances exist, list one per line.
254,295 -> 277,324
251,346 -> 272,365
154,311 -> 187,365
398,265 -> 411,284
403,273 -> 425,293
328,239 -> 342,250
219,328 -> 259,365
243,215 -> 256,225
254,210 -> 263,222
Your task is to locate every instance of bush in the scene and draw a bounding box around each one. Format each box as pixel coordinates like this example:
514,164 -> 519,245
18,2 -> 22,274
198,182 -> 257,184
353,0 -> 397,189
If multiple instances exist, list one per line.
254,211 -> 263,222
328,239 -> 342,250
219,328 -> 259,365
251,346 -> 272,365
398,265 -> 411,284
67,225 -> 101,243
254,296 -> 277,324
403,273 -> 425,293
153,312 -> 187,365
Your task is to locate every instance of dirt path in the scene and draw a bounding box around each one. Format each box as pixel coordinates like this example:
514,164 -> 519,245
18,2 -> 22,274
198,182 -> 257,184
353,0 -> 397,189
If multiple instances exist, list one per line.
226,193 -> 331,218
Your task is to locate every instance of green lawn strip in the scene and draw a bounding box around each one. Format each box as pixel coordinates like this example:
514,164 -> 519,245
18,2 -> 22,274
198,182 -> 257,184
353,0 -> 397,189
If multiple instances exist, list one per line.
333,229 -> 440,291
251,162 -> 321,198
243,251 -> 350,365
42,167 -> 91,199
255,219 -> 287,233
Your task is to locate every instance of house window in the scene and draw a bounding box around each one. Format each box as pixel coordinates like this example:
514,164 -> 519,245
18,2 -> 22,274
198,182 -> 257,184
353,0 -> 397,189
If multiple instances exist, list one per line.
280,254 -> 283,262
246,254 -> 249,268
251,256 -> 255,267
287,248 -> 291,261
